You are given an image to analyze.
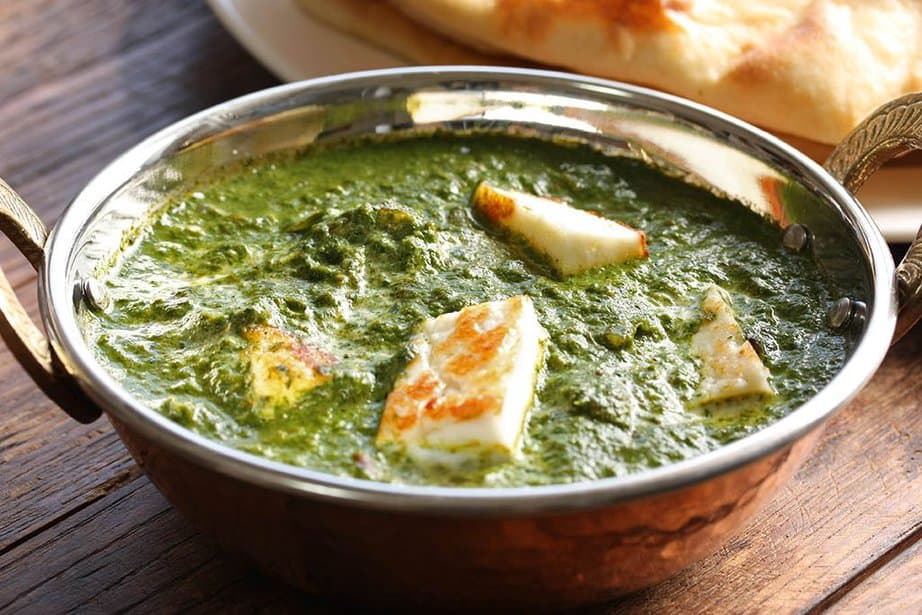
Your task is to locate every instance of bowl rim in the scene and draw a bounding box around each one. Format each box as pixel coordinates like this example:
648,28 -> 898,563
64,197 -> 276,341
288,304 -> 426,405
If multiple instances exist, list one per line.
40,66 -> 897,515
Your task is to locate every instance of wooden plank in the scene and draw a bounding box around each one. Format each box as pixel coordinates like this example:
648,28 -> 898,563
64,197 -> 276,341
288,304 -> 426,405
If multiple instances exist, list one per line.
0,288 -> 140,554
598,326 -> 922,614
0,0 -> 276,222
0,479 -> 324,613
825,533 -> 922,614
0,1 -> 202,100
0,243 -> 37,290
0,0 -> 201,180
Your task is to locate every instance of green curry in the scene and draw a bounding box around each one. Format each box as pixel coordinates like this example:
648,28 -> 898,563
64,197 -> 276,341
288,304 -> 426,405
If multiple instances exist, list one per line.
83,134 -> 847,486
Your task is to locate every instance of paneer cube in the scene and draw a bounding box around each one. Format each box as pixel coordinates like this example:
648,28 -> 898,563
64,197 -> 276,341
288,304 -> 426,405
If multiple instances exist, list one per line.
472,182 -> 647,276
377,295 -> 546,463
690,286 -> 773,405
243,325 -> 336,417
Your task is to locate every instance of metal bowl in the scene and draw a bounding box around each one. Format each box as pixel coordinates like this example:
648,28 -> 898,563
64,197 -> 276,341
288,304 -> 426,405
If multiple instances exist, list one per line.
1,67 -> 920,609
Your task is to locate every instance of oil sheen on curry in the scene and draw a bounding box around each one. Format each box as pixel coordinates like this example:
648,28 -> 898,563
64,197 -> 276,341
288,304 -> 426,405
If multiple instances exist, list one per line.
83,134 -> 847,487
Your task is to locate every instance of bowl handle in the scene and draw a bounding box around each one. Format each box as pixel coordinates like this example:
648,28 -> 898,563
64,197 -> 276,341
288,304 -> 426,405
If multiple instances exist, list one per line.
0,179 -> 100,423
824,93 -> 922,344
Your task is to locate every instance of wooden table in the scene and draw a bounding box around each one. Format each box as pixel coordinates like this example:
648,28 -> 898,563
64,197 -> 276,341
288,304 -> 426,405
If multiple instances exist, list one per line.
0,2 -> 919,612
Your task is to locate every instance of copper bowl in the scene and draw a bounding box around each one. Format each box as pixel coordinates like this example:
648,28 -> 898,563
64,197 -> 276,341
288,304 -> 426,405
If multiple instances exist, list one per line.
1,67 -> 920,609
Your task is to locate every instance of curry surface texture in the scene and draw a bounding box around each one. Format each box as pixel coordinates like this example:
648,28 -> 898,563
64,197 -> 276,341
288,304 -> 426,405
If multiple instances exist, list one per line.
83,134 -> 847,486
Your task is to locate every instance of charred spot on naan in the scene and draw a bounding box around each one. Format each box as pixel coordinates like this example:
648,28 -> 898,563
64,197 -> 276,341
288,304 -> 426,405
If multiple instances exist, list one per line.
495,0 -> 690,40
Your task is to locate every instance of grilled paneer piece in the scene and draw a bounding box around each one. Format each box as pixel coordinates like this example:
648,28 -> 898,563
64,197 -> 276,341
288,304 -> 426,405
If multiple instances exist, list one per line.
377,295 -> 546,464
244,325 -> 336,417
691,286 -> 773,405
472,182 -> 647,277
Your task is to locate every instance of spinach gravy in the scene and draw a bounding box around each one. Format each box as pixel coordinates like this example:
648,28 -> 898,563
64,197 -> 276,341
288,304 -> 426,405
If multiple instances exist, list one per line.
84,134 -> 847,487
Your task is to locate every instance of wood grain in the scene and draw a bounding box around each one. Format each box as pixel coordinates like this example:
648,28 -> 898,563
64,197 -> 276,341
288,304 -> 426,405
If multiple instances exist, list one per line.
0,479 -> 322,613
0,1 -> 919,612
0,289 -> 136,554
826,531 -> 922,614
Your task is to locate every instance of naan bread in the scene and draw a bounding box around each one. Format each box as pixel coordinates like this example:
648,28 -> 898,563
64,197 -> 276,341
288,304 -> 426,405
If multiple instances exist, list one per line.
307,0 -> 921,145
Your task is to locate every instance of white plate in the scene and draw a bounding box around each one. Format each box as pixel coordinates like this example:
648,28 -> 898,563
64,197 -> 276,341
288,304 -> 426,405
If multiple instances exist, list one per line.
209,0 -> 920,242
207,0 -> 405,81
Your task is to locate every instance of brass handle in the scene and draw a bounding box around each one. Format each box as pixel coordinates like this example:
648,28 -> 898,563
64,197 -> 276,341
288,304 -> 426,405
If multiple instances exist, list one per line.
824,93 -> 922,344
0,178 -> 100,423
